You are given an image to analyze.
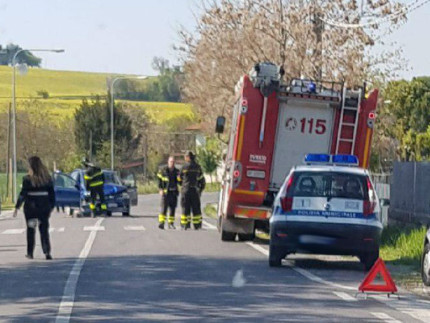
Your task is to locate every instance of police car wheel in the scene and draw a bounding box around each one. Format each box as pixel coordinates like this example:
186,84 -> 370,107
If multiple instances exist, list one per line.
106,211 -> 112,217
269,245 -> 284,267
221,230 -> 236,241
238,233 -> 255,241
122,211 -> 130,217
360,251 -> 379,271
421,243 -> 430,286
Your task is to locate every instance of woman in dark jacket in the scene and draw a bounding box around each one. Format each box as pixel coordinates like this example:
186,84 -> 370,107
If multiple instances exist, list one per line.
13,156 -> 56,260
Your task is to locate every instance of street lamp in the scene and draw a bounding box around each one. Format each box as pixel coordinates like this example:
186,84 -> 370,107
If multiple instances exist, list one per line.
12,48 -> 65,203
110,76 -> 147,170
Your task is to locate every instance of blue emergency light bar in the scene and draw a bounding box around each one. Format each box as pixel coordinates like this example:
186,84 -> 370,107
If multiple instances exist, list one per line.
304,154 -> 359,166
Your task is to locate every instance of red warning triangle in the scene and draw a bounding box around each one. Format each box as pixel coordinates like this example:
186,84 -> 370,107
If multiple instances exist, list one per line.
359,258 -> 397,293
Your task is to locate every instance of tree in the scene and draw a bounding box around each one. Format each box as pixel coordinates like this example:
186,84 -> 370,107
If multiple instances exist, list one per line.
177,0 -> 406,129
197,138 -> 222,182
379,77 -> 430,162
0,43 -> 42,67
74,96 -> 138,167
115,57 -> 183,102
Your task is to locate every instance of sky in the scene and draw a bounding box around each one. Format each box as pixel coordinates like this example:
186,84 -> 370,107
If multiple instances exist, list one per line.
0,0 -> 429,79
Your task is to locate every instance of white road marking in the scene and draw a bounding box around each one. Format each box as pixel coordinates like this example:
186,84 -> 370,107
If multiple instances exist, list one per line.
371,295 -> 430,323
333,291 -> 358,302
0,210 -> 14,219
49,227 -> 65,233
371,312 -> 402,323
245,241 -> 430,322
124,226 -> 146,231
83,226 -> 105,231
202,220 -> 217,230
55,218 -> 104,323
2,228 -> 26,234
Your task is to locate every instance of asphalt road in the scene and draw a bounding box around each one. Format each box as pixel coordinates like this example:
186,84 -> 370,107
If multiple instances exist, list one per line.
1,193 -> 430,322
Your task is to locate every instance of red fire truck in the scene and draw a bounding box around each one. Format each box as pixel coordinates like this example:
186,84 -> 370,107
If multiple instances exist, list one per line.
215,62 -> 378,241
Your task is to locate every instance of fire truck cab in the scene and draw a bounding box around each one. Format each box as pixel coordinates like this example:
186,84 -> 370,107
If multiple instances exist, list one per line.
216,62 -> 378,242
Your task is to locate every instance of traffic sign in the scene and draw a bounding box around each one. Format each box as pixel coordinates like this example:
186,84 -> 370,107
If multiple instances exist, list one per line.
358,258 -> 397,294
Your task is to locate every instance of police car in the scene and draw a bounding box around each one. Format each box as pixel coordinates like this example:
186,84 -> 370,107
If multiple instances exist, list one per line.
269,154 -> 382,270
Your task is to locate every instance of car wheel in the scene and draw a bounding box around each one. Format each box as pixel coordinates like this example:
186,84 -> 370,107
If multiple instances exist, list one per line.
269,245 -> 283,267
221,230 -> 236,241
421,242 -> 430,286
238,233 -> 255,241
122,210 -> 130,217
360,250 -> 379,271
106,211 -> 112,217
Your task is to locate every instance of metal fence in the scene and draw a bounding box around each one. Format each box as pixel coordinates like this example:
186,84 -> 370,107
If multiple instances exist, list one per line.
390,162 -> 430,225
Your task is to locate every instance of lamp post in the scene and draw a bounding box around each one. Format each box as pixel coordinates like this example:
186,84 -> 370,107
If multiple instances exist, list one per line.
12,48 -> 65,203
110,76 -> 147,170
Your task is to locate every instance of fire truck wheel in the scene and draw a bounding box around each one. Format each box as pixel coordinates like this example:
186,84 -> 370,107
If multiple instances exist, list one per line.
269,245 -> 283,267
221,230 -> 236,241
238,233 -> 255,241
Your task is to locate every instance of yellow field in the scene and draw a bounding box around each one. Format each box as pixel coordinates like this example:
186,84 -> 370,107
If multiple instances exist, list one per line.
0,66 -> 193,123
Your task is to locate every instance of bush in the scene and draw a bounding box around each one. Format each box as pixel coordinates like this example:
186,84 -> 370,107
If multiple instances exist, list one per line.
37,89 -> 50,99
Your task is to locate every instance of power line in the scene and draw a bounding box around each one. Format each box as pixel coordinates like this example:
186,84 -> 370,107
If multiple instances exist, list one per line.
320,0 -> 430,29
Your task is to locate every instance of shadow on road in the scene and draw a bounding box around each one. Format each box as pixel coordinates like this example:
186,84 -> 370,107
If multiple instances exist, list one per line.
0,254 -> 375,323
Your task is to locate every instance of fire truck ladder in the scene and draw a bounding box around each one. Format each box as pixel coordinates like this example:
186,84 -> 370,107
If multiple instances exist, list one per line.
335,87 -> 362,155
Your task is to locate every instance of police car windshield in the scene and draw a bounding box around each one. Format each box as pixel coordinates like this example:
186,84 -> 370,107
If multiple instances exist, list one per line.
103,171 -> 122,185
291,171 -> 367,200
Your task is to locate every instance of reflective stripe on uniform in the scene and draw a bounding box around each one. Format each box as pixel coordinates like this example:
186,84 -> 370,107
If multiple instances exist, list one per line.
28,191 -> 49,196
89,203 -> 96,210
84,175 -> 91,180
168,215 -> 175,224
180,215 -> 188,225
101,204 -> 107,210
157,173 -> 169,182
89,181 -> 104,187
192,215 -> 202,224
159,214 -> 166,223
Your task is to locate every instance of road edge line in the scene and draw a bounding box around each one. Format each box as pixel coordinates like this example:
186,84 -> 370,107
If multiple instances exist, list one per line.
55,218 -> 104,323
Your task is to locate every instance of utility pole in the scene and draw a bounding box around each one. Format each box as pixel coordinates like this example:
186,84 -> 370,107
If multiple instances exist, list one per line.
89,130 -> 93,161
6,103 -> 11,198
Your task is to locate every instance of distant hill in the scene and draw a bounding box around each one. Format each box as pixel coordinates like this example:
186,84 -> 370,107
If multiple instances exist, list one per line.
0,66 -> 193,123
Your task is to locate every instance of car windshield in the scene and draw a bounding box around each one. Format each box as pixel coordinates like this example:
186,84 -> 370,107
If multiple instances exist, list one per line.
291,171 -> 368,200
103,171 -> 123,185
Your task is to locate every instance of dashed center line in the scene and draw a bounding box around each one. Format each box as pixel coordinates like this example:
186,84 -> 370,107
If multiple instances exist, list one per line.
123,226 -> 146,231
2,228 -> 26,234
83,226 -> 105,231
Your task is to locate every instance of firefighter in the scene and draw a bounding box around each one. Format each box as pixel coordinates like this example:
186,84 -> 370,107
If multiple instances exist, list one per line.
179,151 -> 206,230
82,158 -> 107,217
157,156 -> 180,230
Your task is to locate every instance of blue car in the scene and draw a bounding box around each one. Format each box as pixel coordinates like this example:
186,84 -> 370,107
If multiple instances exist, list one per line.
54,169 -> 137,216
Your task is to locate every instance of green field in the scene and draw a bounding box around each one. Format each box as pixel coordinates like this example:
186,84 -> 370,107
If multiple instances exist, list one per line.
0,66 -> 193,123
0,173 -> 26,207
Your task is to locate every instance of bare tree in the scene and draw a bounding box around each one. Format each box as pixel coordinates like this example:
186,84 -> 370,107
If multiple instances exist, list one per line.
177,0 -> 406,128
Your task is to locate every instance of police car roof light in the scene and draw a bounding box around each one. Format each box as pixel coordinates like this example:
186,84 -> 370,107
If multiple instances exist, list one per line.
332,154 -> 359,166
304,154 -> 359,166
304,154 -> 331,163
307,82 -> 317,93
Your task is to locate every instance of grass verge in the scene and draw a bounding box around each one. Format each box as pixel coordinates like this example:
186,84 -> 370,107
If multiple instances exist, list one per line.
205,182 -> 221,193
380,225 -> 426,268
137,181 -> 159,195
204,204 -> 217,219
